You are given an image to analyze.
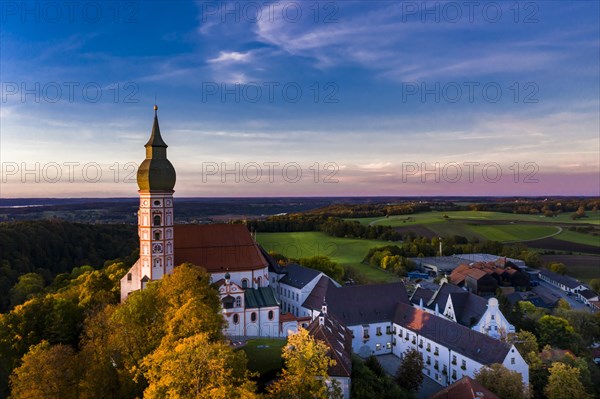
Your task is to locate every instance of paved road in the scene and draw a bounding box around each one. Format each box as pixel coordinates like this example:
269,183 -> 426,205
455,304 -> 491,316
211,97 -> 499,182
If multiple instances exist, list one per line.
537,280 -> 589,311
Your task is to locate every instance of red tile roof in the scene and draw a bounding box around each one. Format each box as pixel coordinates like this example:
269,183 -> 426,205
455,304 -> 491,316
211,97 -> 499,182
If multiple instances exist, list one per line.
307,313 -> 353,378
174,224 -> 268,272
429,376 -> 499,399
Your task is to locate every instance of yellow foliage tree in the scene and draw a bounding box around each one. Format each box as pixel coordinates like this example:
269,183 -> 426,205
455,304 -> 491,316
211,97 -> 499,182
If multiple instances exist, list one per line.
544,362 -> 590,399
267,328 -> 342,399
10,341 -> 80,399
142,333 -> 258,399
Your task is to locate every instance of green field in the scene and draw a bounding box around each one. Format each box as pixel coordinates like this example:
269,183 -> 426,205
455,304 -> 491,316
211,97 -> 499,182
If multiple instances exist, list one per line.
468,224 -> 560,242
240,338 -> 285,376
354,210 -> 600,227
555,230 -> 600,246
256,232 -> 397,282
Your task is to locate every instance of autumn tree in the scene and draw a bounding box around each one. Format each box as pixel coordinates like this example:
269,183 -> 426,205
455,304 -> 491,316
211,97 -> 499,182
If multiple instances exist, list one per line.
474,363 -> 529,399
544,362 -> 590,399
548,263 -> 567,275
268,328 -> 341,399
395,348 -> 424,393
143,333 -> 257,399
9,341 -> 80,399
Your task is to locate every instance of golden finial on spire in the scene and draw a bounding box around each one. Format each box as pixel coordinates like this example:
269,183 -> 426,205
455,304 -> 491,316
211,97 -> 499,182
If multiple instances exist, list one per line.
154,104 -> 158,111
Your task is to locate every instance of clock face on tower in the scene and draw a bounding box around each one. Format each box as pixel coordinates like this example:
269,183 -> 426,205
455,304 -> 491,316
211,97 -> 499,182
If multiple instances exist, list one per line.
152,243 -> 163,254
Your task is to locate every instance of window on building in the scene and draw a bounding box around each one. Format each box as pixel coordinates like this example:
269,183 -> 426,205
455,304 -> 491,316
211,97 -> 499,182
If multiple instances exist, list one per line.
127,273 -> 132,281
434,346 -> 439,355
242,279 -> 248,289
376,327 -> 382,336
363,327 -> 369,339
296,293 -> 299,301
154,231 -> 161,240
235,296 -> 241,307
427,343 -> 431,352
511,357 -> 515,365
386,326 -> 391,334
257,277 -> 261,287
268,310 -> 274,320
452,370 -> 457,380
232,314 -> 239,324
153,215 -> 161,226
251,312 -> 257,322
452,355 -> 457,365
461,360 -> 466,370
376,344 -> 381,351
386,342 -> 392,349
154,200 -> 160,206
434,360 -> 439,370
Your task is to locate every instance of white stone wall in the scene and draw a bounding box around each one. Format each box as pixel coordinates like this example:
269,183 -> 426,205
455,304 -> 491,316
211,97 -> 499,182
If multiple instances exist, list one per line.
244,307 -> 280,337
473,298 -> 515,339
392,322 -> 528,388
212,268 -> 270,290
328,376 -> 351,399
348,322 -> 394,357
502,345 -> 529,386
120,260 -> 141,302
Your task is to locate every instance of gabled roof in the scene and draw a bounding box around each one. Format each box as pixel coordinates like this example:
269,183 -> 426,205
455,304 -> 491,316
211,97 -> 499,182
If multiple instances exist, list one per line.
302,276 -> 338,309
307,313 -> 353,378
579,289 -> 598,300
174,224 -> 268,272
279,263 -> 322,289
539,269 -> 583,289
448,292 -> 487,327
393,302 -> 512,365
429,376 -> 499,399
410,287 -> 435,306
426,282 -> 464,309
260,246 -> 284,274
306,282 -> 411,326
245,287 -> 279,308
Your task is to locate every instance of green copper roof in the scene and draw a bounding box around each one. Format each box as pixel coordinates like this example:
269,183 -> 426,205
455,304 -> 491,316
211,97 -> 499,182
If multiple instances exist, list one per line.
137,106 -> 176,192
245,287 -> 279,309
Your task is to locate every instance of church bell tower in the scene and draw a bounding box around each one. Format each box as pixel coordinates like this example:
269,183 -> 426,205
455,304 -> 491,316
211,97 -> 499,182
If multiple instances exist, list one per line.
136,105 -> 176,284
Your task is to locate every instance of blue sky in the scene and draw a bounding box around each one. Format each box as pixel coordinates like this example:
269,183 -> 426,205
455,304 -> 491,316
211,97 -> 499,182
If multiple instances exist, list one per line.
1,1 -> 599,197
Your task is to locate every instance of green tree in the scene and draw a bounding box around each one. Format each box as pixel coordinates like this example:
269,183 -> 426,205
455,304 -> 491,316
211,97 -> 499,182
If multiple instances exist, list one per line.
544,362 -> 590,399
351,356 -> 409,399
9,273 -> 45,308
537,315 -> 575,348
474,363 -> 529,399
589,278 -> 600,293
506,330 -> 538,362
267,328 -> 341,399
297,256 -> 345,283
9,341 -> 80,399
395,348 -> 424,393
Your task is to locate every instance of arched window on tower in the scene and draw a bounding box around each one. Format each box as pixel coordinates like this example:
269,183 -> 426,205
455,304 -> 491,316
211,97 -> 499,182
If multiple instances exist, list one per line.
153,215 -> 161,226
154,231 -> 161,240
256,277 -> 261,287
241,279 -> 248,289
